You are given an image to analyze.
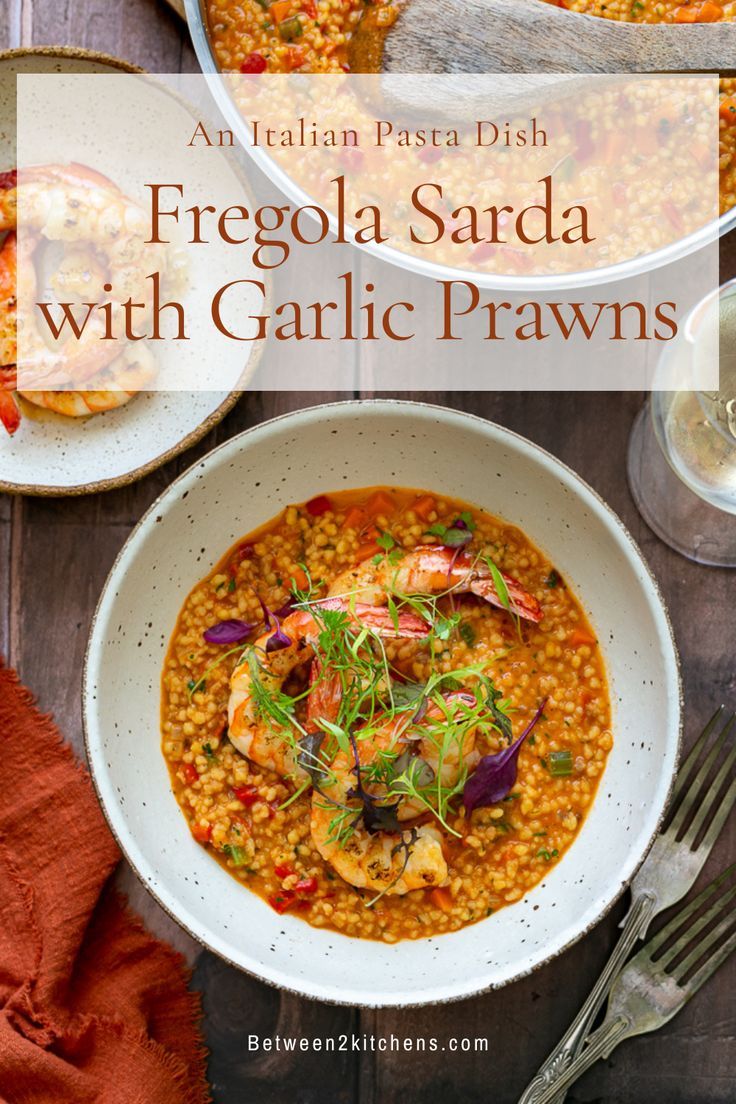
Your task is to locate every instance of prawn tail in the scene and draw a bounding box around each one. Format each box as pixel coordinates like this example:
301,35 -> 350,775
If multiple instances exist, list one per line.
313,596 -> 429,639
471,573 -> 543,623
305,654 -> 343,734
0,386 -> 20,435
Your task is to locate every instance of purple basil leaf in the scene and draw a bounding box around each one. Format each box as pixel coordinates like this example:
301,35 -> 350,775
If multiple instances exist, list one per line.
453,517 -> 468,530
265,627 -> 292,653
203,619 -> 255,645
258,596 -> 273,628
463,698 -> 547,814
273,597 -> 297,620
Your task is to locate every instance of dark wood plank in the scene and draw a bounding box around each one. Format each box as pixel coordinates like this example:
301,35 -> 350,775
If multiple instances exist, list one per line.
31,0 -> 191,72
194,953 -> 361,1104
0,2 -> 19,51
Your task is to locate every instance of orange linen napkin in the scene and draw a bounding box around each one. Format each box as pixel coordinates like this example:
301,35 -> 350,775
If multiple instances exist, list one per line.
0,662 -> 212,1104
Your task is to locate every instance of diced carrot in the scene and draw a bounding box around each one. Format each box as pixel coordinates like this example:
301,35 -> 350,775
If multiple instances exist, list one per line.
720,95 -> 736,123
602,131 -> 627,163
365,490 -> 396,517
191,823 -> 212,844
269,0 -> 292,21
285,45 -> 306,70
429,887 -> 453,912
411,494 -> 436,521
355,542 -> 380,562
341,505 -> 366,530
692,0 -> 723,18
290,565 -> 309,590
569,628 -> 596,648
674,4 -> 699,18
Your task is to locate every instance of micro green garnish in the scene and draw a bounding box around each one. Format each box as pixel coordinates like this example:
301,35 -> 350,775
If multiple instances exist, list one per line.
228,578 -> 236,593
537,848 -> 559,862
376,531 -> 395,552
187,643 -> 247,699
547,750 -> 574,777
545,569 -> 562,589
459,620 -> 476,648
228,552 -> 522,907
485,556 -> 510,613
203,742 -> 215,759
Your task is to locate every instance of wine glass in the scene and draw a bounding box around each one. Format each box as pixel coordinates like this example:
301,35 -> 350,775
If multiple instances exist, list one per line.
627,278 -> 736,567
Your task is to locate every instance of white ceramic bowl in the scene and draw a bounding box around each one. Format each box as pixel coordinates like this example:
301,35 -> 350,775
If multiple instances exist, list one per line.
84,400 -> 681,1006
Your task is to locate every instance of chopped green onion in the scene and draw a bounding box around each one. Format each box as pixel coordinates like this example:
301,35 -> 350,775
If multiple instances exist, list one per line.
547,750 -> 573,777
223,844 -> 248,865
278,14 -> 303,38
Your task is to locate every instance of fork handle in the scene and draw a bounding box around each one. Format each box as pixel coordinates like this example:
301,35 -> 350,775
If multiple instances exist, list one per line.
517,891 -> 655,1104
520,1016 -> 631,1104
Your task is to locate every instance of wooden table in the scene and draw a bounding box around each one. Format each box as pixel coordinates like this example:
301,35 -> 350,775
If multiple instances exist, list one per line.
2,4 -> 735,1101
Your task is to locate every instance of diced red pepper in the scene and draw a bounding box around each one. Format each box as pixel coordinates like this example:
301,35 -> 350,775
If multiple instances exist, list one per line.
338,146 -> 364,172
268,890 -> 295,914
302,0 -> 317,15
418,146 -> 443,164
612,181 -> 627,207
191,822 -> 212,844
294,876 -> 318,894
182,763 -> 199,785
305,494 -> 332,516
240,52 -> 267,73
662,200 -> 684,235
469,241 -> 497,264
274,862 -> 295,879
234,784 -> 260,806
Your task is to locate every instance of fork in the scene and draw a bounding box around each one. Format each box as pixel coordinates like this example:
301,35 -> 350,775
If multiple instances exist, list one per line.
523,863 -> 736,1104
519,706 -> 736,1104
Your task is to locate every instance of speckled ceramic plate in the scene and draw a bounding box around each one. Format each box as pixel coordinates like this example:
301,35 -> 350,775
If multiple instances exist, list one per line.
0,48 -> 261,496
83,400 -> 681,1006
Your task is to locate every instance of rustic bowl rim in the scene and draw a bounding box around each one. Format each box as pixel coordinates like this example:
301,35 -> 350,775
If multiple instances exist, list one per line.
82,398 -> 683,1006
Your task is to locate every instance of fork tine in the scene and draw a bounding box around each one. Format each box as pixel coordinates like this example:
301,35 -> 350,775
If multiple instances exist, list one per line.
655,881 -> 736,972
666,713 -> 735,838
695,774 -> 736,856
681,924 -> 736,996
645,864 -> 736,956
682,738 -> 736,848
667,887 -> 736,981
671,707 -> 724,803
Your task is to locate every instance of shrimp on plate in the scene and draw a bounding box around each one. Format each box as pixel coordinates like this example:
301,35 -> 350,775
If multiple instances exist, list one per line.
227,598 -> 428,778
310,726 -> 448,896
327,544 -> 542,623
310,689 -> 488,894
0,163 -> 164,434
